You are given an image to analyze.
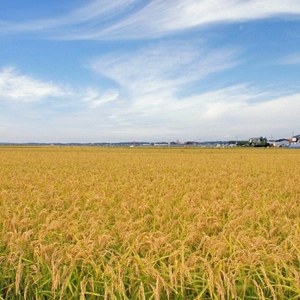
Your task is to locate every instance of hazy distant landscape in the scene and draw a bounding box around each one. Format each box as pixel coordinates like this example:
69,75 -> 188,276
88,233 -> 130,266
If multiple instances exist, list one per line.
1,133 -> 299,148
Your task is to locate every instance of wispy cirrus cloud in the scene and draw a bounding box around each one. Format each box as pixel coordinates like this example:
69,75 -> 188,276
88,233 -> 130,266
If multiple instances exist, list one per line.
0,0 -> 140,34
98,0 -> 300,39
88,41 -> 241,120
280,53 -> 300,65
83,88 -> 119,108
1,0 -> 300,40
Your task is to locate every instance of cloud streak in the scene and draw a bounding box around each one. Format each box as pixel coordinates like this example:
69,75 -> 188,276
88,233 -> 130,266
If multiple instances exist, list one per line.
0,0 -> 140,34
280,53 -> 300,65
1,0 -> 300,40
83,88 -> 119,108
98,0 -> 300,39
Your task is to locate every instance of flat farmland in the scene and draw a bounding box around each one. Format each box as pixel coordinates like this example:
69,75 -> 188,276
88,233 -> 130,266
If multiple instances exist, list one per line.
0,147 -> 299,299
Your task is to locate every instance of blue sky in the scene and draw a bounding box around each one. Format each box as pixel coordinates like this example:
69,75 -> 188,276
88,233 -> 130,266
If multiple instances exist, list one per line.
0,0 -> 300,143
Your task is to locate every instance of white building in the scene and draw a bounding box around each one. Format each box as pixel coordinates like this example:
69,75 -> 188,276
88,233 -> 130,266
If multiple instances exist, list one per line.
272,139 -> 290,147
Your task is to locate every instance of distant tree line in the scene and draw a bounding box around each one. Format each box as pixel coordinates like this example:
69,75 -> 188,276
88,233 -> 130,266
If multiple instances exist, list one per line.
236,137 -> 269,147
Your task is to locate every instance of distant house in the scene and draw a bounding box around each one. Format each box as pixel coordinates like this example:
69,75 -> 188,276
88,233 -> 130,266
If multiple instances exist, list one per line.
271,139 -> 290,147
289,134 -> 300,148
291,135 -> 300,143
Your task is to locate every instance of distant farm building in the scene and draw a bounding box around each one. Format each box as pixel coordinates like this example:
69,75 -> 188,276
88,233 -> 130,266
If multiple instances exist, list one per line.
291,134 -> 300,143
289,134 -> 300,148
269,139 -> 290,147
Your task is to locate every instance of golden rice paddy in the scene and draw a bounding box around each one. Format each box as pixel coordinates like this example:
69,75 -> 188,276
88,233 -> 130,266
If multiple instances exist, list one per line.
0,146 -> 299,299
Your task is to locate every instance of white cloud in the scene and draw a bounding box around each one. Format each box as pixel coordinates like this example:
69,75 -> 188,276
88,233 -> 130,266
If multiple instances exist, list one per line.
93,0 -> 300,39
0,67 -> 65,102
1,0 -> 300,40
216,91 -> 300,139
0,66 -> 122,137
0,66 -> 117,108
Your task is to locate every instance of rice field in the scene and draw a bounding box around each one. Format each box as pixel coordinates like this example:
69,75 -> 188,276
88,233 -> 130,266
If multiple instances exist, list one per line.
0,146 -> 299,299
